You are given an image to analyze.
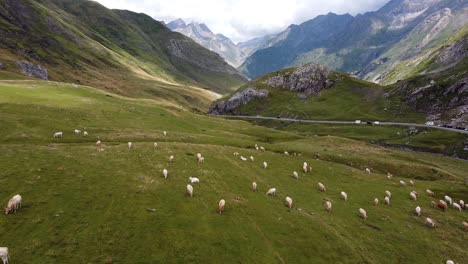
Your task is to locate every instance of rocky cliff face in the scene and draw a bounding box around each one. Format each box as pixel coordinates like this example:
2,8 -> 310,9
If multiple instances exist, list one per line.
208,88 -> 269,115
16,61 -> 48,80
264,64 -> 331,97
390,60 -> 468,126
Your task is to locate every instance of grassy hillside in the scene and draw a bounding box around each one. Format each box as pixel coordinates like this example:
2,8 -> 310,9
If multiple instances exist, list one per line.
221,70 -> 425,123
1,79 -> 467,263
0,0 -> 247,109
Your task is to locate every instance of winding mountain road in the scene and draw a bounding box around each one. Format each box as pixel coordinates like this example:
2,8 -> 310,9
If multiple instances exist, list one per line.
217,115 -> 468,134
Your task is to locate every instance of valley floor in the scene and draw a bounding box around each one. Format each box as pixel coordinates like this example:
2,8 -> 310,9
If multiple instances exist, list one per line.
0,80 -> 467,263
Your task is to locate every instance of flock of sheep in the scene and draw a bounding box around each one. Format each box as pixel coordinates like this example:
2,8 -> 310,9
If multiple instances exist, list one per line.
1,130 -> 467,264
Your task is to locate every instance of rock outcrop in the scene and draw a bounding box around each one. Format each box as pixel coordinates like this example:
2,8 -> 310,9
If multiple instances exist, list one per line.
208,88 -> 269,115
264,63 -> 331,97
16,61 -> 48,80
392,75 -> 468,126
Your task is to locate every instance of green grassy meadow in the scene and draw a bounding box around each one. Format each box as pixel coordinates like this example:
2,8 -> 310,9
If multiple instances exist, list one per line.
0,80 -> 467,263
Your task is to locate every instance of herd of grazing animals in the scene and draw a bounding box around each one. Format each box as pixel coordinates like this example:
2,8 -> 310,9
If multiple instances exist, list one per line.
2,129 -> 466,263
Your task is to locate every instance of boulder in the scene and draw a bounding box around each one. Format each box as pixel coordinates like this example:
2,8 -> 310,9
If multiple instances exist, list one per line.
264,63 -> 331,97
209,88 -> 269,115
16,61 -> 48,80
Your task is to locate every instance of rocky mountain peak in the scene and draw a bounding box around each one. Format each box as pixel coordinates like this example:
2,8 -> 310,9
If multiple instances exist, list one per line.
167,18 -> 186,30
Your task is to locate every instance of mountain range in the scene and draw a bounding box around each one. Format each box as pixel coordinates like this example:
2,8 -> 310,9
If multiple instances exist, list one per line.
167,18 -> 280,68
239,0 -> 468,84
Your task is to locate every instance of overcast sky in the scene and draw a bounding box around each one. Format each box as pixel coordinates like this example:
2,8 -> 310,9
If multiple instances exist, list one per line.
94,0 -> 390,43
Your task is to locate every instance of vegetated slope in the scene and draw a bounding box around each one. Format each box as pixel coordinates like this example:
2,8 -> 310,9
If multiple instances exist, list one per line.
210,64 -> 425,123
0,79 -> 467,263
240,0 -> 467,83
0,0 -> 247,109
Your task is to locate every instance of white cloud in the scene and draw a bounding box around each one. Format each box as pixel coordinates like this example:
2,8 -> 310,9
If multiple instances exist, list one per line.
94,0 -> 390,43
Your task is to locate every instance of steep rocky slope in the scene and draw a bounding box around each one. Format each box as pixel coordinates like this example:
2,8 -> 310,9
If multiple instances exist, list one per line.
240,0 -> 467,83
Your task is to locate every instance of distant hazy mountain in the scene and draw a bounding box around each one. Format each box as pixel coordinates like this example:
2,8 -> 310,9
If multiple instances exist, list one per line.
167,19 -> 275,68
240,0 -> 468,84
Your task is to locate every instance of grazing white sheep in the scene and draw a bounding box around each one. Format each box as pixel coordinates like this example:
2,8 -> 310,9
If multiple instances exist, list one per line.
263,162 -> 268,169
252,182 -> 257,191
233,152 -> 239,156
250,156 -> 254,162
96,140 -> 101,146
302,165 -> 308,174
426,189 -> 434,196
0,247 -> 9,264
459,200 -> 464,208
425,218 -> 435,227
169,155 -> 174,162
83,131 -> 88,137
318,183 -> 326,192
255,145 -> 259,151
163,131 -> 167,136
266,188 -> 276,196
325,201 -> 332,212
188,177 -> 200,184
387,172 -> 393,179
385,190 -> 391,198
196,153 -> 202,159
359,208 -> 367,220
384,196 -> 390,205
410,192 -> 417,201
284,151 -> 289,155
198,156 -> 205,164
400,180 -> 407,186
415,206 -> 421,216
293,171 -> 299,180
128,142 -> 132,149
341,191 -> 348,201
74,129 -> 81,135
444,195 -> 453,205
154,142 -> 158,148
5,194 -> 22,214
365,168 -> 371,174
452,203 -> 462,211
218,199 -> 226,214
285,197 -> 293,209
409,180 -> 414,186
53,132 -> 63,138
163,169 -> 168,179
187,184 -> 194,197
374,198 -> 379,206
260,146 -> 265,152
240,156 -> 247,161
303,162 -> 308,168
